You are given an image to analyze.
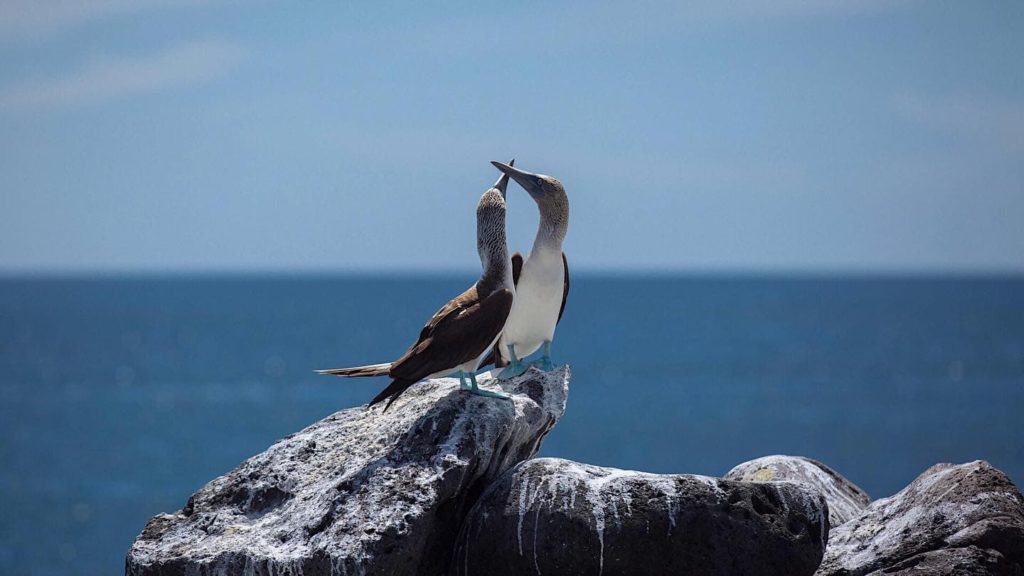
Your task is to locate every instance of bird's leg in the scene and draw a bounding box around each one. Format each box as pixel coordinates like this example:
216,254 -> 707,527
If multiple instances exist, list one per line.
497,344 -> 529,380
468,371 -> 511,400
531,340 -> 555,371
457,371 -> 472,391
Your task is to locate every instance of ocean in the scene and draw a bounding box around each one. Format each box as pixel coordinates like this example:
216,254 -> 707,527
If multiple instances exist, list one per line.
1,275 -> 1022,575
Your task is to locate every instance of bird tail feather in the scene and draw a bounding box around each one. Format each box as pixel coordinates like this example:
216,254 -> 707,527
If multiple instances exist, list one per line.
316,363 -> 392,378
370,378 -> 416,412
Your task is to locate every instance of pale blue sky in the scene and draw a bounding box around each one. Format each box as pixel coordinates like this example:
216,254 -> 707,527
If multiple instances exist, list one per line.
1,1 -> 1022,273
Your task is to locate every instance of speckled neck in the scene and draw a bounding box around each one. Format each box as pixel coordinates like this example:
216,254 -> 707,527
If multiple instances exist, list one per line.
533,191 -> 569,253
477,189 -> 513,294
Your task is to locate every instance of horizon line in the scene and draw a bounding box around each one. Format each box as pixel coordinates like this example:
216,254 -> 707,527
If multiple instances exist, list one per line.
1,266 -> 1022,281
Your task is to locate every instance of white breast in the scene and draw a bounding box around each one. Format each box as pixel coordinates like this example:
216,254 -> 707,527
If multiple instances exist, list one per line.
499,248 -> 564,360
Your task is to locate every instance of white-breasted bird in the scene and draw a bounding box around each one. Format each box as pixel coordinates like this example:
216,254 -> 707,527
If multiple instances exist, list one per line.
487,161 -> 569,378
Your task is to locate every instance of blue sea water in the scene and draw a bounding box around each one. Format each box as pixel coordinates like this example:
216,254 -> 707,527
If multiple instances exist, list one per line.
1,275 -> 1022,575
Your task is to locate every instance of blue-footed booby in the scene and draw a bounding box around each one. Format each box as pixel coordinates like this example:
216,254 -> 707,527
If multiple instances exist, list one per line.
317,165 -> 516,409
488,161 -> 570,379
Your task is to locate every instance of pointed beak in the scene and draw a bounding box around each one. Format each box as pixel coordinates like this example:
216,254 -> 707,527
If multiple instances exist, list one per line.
493,158 -> 515,198
491,160 -> 545,197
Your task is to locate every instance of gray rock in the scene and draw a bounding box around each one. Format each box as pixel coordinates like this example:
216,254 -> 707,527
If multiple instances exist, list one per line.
815,460 -> 1024,576
454,457 -> 829,576
726,455 -> 871,527
865,546 -> 1014,575
126,367 -> 570,576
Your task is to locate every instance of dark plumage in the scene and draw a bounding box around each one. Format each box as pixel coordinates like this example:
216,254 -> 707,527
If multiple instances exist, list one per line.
362,283 -> 512,409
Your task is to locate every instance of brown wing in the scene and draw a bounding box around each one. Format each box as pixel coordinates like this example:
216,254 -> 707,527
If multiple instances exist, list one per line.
318,290 -> 468,378
558,252 -> 570,323
367,287 -> 508,411
414,292 -> 465,343
389,287 -> 513,383
511,252 -> 523,286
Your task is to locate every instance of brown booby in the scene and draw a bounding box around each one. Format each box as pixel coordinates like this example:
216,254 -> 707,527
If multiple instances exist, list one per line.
316,165 -> 517,409
487,161 -> 569,378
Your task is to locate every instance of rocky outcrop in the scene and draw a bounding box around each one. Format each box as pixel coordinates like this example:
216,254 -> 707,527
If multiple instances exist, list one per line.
815,460 -> 1024,576
126,359 -> 1024,576
454,457 -> 830,576
126,367 -> 570,576
726,455 -> 871,527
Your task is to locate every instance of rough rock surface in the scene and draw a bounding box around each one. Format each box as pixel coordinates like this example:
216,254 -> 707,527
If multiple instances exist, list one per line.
126,367 -> 570,576
726,455 -> 871,527
815,460 -> 1024,576
454,457 -> 830,576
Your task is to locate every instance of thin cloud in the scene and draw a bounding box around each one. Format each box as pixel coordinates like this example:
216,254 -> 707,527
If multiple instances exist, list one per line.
894,91 -> 1024,151
0,39 -> 245,110
0,0 -> 204,40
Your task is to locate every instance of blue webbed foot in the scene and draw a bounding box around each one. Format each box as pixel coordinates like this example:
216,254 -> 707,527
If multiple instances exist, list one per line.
530,340 -> 556,372
457,371 -> 472,391
531,357 -> 554,371
497,343 -> 528,381
467,373 -> 511,400
497,360 -> 528,380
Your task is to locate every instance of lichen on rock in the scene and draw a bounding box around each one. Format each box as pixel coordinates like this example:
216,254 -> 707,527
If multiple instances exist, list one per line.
725,454 -> 871,527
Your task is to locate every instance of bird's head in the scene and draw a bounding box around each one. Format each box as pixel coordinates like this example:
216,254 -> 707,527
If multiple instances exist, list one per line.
490,161 -> 565,204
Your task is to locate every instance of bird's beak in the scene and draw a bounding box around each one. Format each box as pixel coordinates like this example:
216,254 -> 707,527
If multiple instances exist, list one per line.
493,158 -> 515,199
491,160 -> 544,197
